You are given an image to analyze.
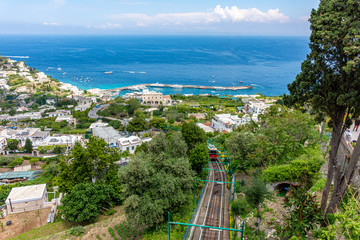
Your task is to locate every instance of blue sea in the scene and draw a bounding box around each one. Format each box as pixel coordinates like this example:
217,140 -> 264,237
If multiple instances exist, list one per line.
0,35 -> 310,96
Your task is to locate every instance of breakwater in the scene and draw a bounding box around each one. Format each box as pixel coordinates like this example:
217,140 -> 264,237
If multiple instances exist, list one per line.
102,83 -> 253,95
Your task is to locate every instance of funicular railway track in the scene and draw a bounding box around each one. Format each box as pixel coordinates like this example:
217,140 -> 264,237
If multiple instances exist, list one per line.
196,159 -> 228,240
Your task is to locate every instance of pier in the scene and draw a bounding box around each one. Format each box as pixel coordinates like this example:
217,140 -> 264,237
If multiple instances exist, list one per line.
102,83 -> 253,95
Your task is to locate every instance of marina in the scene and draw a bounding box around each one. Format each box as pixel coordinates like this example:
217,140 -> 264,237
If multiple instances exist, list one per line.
101,83 -> 253,95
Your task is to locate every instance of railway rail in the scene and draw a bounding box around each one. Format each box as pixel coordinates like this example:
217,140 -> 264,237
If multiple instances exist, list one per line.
191,159 -> 229,240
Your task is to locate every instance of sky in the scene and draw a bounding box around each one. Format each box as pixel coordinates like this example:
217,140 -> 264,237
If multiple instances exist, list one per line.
0,0 -> 320,35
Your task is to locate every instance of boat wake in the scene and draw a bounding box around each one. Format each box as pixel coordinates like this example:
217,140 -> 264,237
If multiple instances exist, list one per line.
251,84 -> 265,89
5,56 -> 29,59
123,71 -> 146,74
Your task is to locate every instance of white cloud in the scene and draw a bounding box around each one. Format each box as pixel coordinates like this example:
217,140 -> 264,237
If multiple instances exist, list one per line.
43,22 -> 62,26
212,5 -> 290,23
93,23 -> 122,29
108,5 -> 290,27
298,16 -> 310,21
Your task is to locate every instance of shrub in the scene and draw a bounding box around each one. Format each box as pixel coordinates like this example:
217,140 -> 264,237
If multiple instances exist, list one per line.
125,222 -> 137,238
108,227 -> 117,240
120,224 -> 130,238
104,208 -> 116,216
69,226 -> 85,236
8,158 -> 24,167
263,148 -> 324,187
0,157 -> 13,166
310,178 -> 327,193
115,225 -> 126,239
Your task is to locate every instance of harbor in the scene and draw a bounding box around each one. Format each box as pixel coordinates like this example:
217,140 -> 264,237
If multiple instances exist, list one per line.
102,83 -> 254,95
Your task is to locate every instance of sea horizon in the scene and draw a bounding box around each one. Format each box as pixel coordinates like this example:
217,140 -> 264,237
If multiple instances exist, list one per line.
0,35 -> 310,96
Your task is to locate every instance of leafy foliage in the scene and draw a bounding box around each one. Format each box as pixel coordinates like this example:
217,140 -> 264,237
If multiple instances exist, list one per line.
181,121 -> 207,153
69,226 -> 85,236
127,98 -> 141,116
263,148 -> 325,187
316,190 -> 360,240
250,106 -> 318,166
24,138 -> 33,153
119,133 -> 193,226
225,106 -> 318,174
283,0 -> 360,215
54,137 -> 120,196
8,158 -> 24,167
149,117 -> 166,129
61,183 -> 115,223
189,142 -> 209,175
275,188 -> 324,239
6,139 -> 19,151
126,117 -> 148,132
225,130 -> 254,174
243,172 -> 272,234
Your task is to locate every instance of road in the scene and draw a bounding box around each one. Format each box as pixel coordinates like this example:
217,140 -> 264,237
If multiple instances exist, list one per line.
88,104 -> 109,119
88,104 -> 127,125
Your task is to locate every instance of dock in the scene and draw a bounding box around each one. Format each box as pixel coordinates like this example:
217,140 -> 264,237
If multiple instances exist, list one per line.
102,83 -> 253,95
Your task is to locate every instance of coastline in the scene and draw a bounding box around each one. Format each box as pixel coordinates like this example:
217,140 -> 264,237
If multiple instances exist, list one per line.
100,83 -> 253,96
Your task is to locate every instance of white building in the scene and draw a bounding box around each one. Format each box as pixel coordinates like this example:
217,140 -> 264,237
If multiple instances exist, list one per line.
5,184 -> 50,214
2,127 -> 49,147
139,89 -> 172,106
36,72 -> 49,82
55,115 -> 76,125
38,134 -> 82,147
92,126 -> 121,148
196,123 -> 215,133
48,110 -> 71,117
89,121 -> 109,129
212,114 -> 242,133
75,103 -> 92,111
118,136 -> 142,154
0,112 -> 42,122
245,100 -> 273,115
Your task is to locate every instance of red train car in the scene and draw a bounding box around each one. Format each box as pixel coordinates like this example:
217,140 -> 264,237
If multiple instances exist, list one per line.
208,144 -> 218,160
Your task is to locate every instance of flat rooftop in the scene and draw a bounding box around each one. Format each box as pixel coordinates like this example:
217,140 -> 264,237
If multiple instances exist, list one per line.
5,184 -> 46,204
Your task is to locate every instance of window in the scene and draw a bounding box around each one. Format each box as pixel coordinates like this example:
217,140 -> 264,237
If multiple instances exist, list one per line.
132,146 -> 135,150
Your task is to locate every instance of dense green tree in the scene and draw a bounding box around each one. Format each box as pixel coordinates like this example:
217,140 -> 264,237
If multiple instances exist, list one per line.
126,117 -> 148,132
54,137 -> 120,195
283,0 -> 360,215
181,122 -> 207,153
149,117 -> 165,129
118,152 -> 193,226
252,106 -> 318,166
165,132 -> 188,158
24,139 -> 33,153
243,173 -> 272,234
147,133 -> 168,155
52,146 -> 64,154
127,98 -> 141,116
61,183 -> 115,223
54,98 -> 77,108
189,143 -> 209,175
225,131 -> 255,175
109,120 -> 124,130
7,139 -> 19,151
9,109 -> 16,116
135,142 -> 148,154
